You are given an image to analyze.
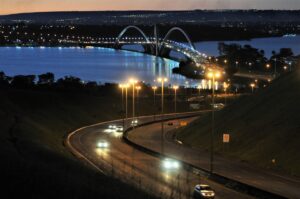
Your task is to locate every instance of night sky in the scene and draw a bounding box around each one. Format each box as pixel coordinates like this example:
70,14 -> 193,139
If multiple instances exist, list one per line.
1,0 -> 300,15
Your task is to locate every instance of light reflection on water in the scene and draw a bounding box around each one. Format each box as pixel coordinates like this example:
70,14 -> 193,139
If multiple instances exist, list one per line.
0,47 -> 194,86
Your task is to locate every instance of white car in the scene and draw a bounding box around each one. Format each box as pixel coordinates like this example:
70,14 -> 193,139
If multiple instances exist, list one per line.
108,125 -> 117,129
97,140 -> 109,148
211,103 -> 224,109
116,126 -> 123,132
131,119 -> 138,126
162,158 -> 180,170
193,184 -> 215,199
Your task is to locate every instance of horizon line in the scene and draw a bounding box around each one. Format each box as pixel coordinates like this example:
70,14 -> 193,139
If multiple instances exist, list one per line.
1,9 -> 300,16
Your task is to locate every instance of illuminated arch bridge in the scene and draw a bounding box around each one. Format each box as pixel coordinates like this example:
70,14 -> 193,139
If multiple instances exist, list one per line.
114,26 -> 208,70
62,25 -> 209,72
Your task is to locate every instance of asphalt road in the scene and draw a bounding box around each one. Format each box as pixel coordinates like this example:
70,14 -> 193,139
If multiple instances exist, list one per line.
67,111 -> 253,199
128,117 -> 300,199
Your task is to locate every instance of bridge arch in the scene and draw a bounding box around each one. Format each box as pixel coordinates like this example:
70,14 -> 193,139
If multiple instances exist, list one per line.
160,27 -> 195,50
115,25 -> 151,45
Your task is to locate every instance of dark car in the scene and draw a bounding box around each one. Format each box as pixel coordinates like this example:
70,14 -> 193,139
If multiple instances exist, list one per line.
167,122 -> 173,126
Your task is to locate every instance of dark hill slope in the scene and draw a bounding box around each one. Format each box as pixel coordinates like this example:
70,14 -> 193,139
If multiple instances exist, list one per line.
178,69 -> 300,176
0,88 -> 158,199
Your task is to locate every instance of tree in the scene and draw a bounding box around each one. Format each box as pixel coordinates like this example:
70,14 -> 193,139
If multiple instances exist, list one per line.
218,43 -> 267,73
11,75 -> 36,89
56,76 -> 83,89
38,72 -> 55,85
279,48 -> 294,57
0,71 -> 10,87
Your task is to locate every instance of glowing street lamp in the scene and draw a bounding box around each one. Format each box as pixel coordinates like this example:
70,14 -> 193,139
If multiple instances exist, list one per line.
157,77 -> 168,115
119,83 -> 129,131
129,78 -> 138,125
173,85 -> 179,113
157,77 -> 168,154
250,83 -> 255,93
152,86 -> 158,115
206,70 -> 222,174
235,61 -> 239,69
152,86 -> 157,105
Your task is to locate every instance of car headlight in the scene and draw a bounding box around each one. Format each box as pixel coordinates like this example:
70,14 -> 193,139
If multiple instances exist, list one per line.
97,142 -> 108,148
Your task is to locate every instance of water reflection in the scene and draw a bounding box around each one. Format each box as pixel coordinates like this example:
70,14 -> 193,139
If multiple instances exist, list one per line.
0,47 -> 192,85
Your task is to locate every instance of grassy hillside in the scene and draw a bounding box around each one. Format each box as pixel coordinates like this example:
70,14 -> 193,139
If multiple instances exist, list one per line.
0,87 -> 189,198
177,69 -> 300,176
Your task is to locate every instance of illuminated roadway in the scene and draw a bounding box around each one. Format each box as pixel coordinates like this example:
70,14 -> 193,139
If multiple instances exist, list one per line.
128,116 -> 300,199
67,111 -> 253,199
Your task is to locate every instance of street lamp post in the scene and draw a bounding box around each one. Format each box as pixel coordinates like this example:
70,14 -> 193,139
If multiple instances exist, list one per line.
173,85 -> 179,113
135,86 -> 141,117
274,58 -> 277,76
207,70 -> 221,174
197,85 -> 202,109
129,79 -> 138,126
119,84 -> 125,110
119,84 -> 126,130
223,82 -> 229,105
250,83 -> 255,93
152,86 -> 157,108
235,61 -> 239,69
152,86 -> 157,120
157,77 -> 168,155
125,84 -> 128,126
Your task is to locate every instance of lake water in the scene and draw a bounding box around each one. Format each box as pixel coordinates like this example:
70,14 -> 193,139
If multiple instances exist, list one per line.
0,36 -> 299,86
0,47 -> 191,85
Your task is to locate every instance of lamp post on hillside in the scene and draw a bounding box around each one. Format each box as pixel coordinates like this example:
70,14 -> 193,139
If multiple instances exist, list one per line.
157,77 -> 168,155
206,70 -> 221,174
273,58 -> 277,77
223,82 -> 229,105
173,85 -> 179,113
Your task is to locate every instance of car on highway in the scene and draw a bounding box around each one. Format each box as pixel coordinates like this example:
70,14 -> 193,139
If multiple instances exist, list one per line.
193,184 -> 215,199
211,103 -> 224,109
162,158 -> 180,170
167,122 -> 173,126
108,124 -> 117,129
97,140 -> 109,148
131,119 -> 138,126
116,126 -> 123,132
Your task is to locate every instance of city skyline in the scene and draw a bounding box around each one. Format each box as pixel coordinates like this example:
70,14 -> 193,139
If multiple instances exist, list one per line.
1,0 -> 300,15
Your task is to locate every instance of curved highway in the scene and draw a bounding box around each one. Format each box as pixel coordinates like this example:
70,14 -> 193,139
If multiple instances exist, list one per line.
66,111 -> 253,199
